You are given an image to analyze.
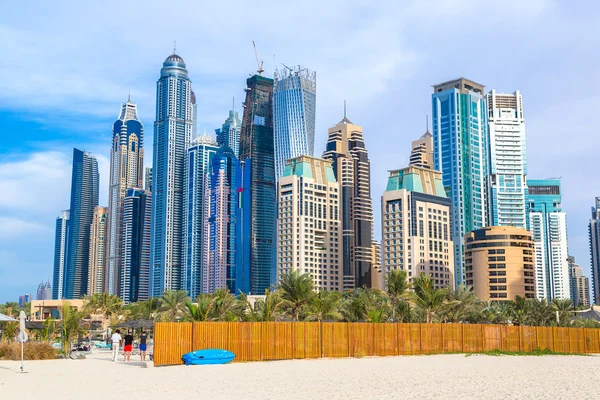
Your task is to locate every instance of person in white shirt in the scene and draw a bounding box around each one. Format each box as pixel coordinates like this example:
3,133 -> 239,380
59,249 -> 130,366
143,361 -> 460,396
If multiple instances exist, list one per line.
111,329 -> 122,362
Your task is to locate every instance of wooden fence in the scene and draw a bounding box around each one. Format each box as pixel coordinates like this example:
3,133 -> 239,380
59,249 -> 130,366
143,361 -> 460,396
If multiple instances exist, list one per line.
153,322 -> 600,366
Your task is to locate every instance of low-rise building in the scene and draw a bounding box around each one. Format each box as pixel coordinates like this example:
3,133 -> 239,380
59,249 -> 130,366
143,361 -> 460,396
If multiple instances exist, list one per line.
465,226 -> 535,301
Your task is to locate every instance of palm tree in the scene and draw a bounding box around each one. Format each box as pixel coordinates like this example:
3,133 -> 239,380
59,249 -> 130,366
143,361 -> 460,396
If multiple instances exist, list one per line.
440,284 -> 480,323
410,274 -> 447,323
304,291 -> 342,322
279,270 -> 315,321
341,289 -> 367,322
247,290 -> 285,322
552,298 -> 573,325
84,292 -> 123,322
510,296 -> 530,326
158,290 -> 189,321
185,295 -> 214,321
529,298 -> 554,326
39,318 -> 58,343
60,301 -> 87,356
479,301 -> 511,325
211,289 -> 243,321
385,270 -> 411,321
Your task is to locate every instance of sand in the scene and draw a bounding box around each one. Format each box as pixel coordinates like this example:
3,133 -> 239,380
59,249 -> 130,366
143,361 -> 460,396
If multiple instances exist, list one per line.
0,350 -> 596,399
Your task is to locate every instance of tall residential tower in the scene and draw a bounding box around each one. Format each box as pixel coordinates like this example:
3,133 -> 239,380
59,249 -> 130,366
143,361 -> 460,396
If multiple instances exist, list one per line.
52,210 -> 69,300
588,197 -> 600,304
487,90 -> 527,228
150,51 -> 194,297
216,105 -> 242,158
323,112 -> 373,289
106,99 -> 144,295
432,78 -> 489,285
64,149 -> 99,299
88,206 -> 108,295
273,65 -> 316,181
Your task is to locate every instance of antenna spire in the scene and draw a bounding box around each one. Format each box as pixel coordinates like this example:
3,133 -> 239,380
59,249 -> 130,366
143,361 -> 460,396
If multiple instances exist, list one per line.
232,96 -> 235,112
173,41 -> 176,54
128,91 -> 131,102
426,115 -> 429,132
344,100 -> 347,119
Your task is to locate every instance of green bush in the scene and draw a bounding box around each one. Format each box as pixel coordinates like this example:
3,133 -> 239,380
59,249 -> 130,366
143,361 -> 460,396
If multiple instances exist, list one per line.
0,342 -> 57,360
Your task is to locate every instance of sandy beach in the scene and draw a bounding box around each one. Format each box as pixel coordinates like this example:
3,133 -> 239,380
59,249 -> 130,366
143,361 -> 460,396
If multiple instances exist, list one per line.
0,350 -> 597,399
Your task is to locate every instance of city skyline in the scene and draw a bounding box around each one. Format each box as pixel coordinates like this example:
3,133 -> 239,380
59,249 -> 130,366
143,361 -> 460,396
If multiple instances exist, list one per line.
1,1 -> 600,302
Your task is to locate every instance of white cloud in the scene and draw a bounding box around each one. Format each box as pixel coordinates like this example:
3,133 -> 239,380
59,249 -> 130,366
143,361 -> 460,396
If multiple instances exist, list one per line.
0,216 -> 49,239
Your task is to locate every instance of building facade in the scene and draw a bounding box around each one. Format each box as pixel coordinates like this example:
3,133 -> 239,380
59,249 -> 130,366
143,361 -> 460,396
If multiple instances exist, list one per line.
238,74 -> 276,294
568,256 -> 590,308
589,197 -> 600,305
216,106 -> 242,158
52,210 -> 69,299
382,165 -> 454,289
64,149 -> 99,299
323,115 -> 373,289
37,280 -> 52,301
144,167 -> 152,192
465,226 -> 535,301
150,52 -> 194,297
206,146 -> 241,294
121,188 -> 152,303
88,206 -> 108,295
273,65 -> 316,181
277,155 -> 342,291
432,78 -> 489,285
409,130 -> 434,169
526,179 -> 570,300
106,99 -> 144,296
487,90 -> 527,228
183,135 -> 219,299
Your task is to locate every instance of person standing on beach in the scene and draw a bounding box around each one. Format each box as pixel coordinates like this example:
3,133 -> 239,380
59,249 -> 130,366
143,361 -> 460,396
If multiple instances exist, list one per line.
111,329 -> 122,362
123,330 -> 134,362
139,331 -> 148,361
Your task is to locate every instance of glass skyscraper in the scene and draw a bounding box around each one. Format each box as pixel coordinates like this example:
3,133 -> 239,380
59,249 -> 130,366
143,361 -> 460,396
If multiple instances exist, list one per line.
238,74 -> 276,294
206,146 -> 241,294
487,90 -> 527,228
432,78 -> 489,285
121,188 -> 151,303
107,98 -> 144,295
150,51 -> 194,297
526,179 -> 570,300
273,65 -> 316,181
52,209 -> 69,300
64,148 -> 99,299
183,135 -> 218,299
589,197 -> 600,305
216,106 -> 242,158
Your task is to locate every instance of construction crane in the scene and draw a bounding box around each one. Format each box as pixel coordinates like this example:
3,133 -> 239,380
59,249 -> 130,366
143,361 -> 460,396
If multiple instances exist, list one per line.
252,40 -> 264,75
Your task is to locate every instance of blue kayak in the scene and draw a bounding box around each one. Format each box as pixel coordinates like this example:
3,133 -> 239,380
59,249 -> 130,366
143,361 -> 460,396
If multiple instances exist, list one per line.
182,349 -> 235,365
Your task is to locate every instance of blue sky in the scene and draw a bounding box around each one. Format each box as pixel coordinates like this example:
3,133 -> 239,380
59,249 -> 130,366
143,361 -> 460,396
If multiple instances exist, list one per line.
1,0 -> 599,302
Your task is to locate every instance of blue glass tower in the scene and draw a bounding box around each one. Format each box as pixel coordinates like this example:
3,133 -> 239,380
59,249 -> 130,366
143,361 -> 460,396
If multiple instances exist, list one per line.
207,146 -> 241,294
216,105 -> 242,158
273,65 -> 316,181
589,197 -> 600,305
238,74 -> 276,294
183,135 -> 219,299
52,210 -> 69,299
150,51 -> 194,297
432,78 -> 489,285
121,188 -> 152,303
526,179 -> 570,300
64,148 -> 99,299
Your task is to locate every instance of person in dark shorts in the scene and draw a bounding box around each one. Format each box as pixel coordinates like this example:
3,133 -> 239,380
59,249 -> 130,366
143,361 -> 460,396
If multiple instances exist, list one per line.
123,330 -> 134,362
139,331 -> 148,361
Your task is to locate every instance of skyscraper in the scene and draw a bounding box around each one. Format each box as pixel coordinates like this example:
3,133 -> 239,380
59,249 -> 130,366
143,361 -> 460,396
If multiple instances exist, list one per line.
526,179 -> 570,300
238,74 -> 276,294
382,163 -> 454,289
106,99 -> 144,296
144,167 -> 152,192
588,197 -> 600,304
409,128 -> 433,169
37,280 -> 52,300
183,135 -> 218,299
568,256 -> 590,308
273,65 -> 316,181
52,209 -> 69,300
150,51 -> 194,297
323,112 -> 373,289
487,90 -> 527,228
206,146 -> 241,294
432,77 -> 489,285
88,206 -> 108,295
121,188 -> 152,303
277,155 -> 342,291
216,105 -> 242,158
64,149 -> 99,299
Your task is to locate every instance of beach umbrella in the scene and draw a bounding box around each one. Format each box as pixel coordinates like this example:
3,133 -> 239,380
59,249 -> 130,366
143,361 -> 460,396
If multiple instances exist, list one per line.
17,310 -> 28,373
0,313 -> 17,322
